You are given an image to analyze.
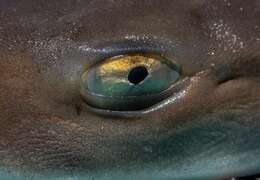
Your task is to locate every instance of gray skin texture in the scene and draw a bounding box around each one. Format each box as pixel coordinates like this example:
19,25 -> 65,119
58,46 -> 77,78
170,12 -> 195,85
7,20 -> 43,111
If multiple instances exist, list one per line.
0,0 -> 260,179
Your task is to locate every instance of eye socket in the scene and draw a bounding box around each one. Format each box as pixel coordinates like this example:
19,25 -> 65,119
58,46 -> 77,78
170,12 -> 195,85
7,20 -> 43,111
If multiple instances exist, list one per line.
80,53 -> 182,111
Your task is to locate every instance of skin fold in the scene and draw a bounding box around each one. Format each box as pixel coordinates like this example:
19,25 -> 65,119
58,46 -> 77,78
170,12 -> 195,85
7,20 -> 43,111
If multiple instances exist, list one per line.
0,0 -> 260,179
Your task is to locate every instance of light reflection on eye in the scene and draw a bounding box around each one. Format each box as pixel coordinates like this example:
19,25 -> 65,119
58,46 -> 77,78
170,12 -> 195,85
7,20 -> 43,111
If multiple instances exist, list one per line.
80,53 -> 181,111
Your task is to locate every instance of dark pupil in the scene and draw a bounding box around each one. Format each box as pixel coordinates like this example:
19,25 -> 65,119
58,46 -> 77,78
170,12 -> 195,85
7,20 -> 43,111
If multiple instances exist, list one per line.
128,66 -> 148,85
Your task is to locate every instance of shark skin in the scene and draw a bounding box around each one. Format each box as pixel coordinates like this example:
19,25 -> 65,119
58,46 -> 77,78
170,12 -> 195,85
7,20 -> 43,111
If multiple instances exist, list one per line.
0,0 -> 260,179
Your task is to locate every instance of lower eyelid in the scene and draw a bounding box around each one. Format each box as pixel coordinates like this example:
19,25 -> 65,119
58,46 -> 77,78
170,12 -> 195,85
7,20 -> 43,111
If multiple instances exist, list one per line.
82,77 -> 191,118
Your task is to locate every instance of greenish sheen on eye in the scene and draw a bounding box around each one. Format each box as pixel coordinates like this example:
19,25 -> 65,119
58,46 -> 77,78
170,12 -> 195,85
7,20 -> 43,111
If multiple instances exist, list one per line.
80,53 -> 181,111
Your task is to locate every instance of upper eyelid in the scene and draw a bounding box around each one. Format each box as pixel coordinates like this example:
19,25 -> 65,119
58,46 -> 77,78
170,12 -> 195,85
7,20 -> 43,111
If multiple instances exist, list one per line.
77,38 -> 178,64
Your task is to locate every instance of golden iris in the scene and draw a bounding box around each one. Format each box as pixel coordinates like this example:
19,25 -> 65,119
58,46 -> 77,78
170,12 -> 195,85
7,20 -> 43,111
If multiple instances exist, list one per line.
80,53 -> 181,111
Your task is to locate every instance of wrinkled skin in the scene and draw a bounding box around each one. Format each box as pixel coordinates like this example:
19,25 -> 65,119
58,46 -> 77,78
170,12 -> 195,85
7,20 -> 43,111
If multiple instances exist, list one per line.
0,0 -> 260,179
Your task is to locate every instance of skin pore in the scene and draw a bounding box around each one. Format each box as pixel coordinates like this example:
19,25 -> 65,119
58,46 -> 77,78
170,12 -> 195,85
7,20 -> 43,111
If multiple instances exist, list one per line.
0,0 -> 260,179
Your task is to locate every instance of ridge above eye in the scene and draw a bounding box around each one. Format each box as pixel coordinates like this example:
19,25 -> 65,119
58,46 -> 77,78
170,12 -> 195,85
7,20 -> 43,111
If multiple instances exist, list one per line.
80,53 -> 182,111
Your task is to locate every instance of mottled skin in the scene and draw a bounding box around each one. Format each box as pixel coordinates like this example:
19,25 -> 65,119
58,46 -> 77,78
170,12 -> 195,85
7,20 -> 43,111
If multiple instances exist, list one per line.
0,0 -> 260,179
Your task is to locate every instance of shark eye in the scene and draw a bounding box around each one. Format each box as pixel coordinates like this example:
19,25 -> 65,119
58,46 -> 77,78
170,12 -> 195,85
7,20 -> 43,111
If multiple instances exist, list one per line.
80,53 -> 181,111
